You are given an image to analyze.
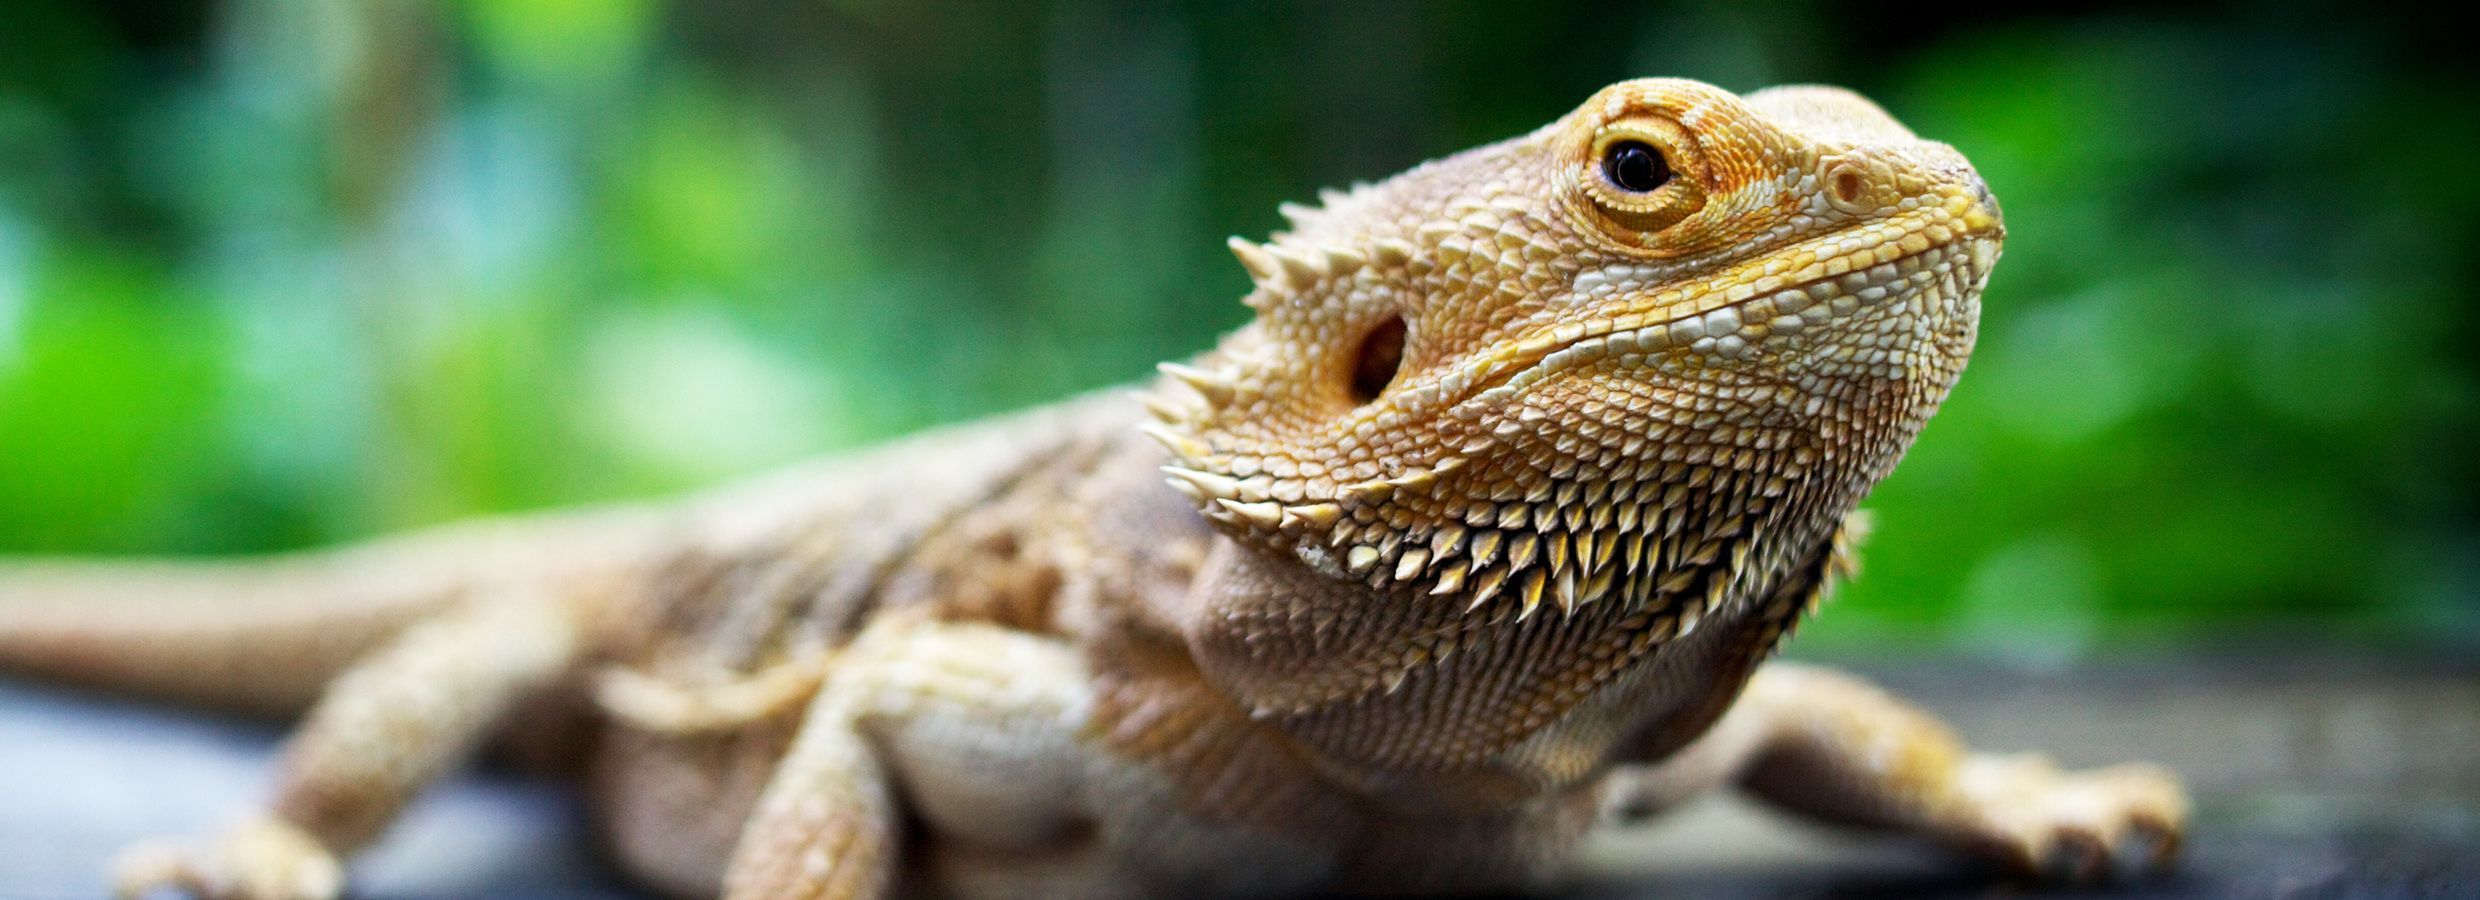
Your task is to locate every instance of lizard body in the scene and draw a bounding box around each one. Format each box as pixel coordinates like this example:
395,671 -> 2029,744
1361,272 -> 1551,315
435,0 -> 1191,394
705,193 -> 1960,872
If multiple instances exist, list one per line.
0,78 -> 2185,899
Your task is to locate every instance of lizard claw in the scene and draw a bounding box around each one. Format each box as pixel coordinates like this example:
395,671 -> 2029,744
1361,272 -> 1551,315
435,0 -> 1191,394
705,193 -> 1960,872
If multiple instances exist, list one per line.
1962,756 -> 2189,885
112,818 -> 343,900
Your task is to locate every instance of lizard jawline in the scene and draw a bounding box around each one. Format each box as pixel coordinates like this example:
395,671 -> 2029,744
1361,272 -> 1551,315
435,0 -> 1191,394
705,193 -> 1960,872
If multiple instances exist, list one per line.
1431,230 -> 1997,420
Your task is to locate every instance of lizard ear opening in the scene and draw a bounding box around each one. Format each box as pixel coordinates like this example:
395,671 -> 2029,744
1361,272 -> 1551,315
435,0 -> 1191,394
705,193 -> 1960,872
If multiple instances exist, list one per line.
1349,315 -> 1407,405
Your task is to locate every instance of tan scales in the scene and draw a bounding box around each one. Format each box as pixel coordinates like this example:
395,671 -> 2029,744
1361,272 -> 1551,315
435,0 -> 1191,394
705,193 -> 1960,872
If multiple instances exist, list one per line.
0,78 -> 2185,899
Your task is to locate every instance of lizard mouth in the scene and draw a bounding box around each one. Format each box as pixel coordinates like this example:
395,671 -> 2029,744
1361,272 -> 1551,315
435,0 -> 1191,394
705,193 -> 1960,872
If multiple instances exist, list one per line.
1154,215 -> 2000,526
1430,224 -> 2001,416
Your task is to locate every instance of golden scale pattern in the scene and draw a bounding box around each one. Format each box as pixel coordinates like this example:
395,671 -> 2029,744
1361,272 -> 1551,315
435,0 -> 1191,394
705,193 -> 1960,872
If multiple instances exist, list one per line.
1,80 -> 2209,900
1142,81 -> 1996,741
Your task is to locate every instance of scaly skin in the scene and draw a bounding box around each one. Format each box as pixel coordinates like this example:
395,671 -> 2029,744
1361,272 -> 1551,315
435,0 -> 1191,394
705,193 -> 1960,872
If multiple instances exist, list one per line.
0,78 -> 2186,899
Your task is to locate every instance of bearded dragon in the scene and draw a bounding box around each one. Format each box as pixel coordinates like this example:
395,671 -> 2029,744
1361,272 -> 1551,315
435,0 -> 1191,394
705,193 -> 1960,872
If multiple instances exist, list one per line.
0,78 -> 2185,899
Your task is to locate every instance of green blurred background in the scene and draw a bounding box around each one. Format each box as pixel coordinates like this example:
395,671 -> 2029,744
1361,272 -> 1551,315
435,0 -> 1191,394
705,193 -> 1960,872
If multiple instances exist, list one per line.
0,1 -> 2472,658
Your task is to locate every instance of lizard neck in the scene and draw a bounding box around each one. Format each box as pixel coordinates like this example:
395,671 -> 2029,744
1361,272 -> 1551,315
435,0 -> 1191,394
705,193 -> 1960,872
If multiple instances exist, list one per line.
1177,514 -> 1811,809
1172,359 -> 1954,807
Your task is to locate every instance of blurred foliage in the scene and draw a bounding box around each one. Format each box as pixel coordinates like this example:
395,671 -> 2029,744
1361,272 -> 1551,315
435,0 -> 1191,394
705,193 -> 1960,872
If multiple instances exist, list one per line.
0,1 -> 2473,654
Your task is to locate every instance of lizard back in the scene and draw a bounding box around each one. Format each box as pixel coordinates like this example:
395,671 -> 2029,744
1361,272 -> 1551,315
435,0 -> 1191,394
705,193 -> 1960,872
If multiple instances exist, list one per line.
601,389 -> 1200,691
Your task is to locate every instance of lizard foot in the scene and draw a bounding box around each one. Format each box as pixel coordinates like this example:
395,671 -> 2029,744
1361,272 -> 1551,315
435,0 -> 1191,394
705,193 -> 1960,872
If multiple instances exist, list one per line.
1956,754 -> 2189,885
112,818 -> 343,900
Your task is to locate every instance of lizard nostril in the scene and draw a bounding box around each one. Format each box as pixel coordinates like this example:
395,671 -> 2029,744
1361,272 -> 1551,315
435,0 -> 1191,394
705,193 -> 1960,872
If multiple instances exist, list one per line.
1833,170 -> 1865,205
1823,162 -> 1872,214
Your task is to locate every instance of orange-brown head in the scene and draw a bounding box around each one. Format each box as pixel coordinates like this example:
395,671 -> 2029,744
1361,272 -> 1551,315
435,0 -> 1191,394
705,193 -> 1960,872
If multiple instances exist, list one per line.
1150,78 -> 2003,786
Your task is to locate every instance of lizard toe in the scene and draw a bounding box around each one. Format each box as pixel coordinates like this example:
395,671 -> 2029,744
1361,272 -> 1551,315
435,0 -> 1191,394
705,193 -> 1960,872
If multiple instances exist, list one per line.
112,819 -> 342,900
2023,762 -> 2191,885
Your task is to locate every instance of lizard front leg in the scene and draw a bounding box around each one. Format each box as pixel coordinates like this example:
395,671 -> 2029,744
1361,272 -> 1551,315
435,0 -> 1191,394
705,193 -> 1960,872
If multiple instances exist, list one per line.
716,662 -> 901,900
721,615 -> 1334,900
113,587 -> 586,900
721,614 -> 1099,900
1605,662 -> 2188,884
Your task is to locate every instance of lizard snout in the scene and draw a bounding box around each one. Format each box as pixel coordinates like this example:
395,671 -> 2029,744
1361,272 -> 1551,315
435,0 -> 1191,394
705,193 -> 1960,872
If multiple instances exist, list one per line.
1967,172 -> 2003,231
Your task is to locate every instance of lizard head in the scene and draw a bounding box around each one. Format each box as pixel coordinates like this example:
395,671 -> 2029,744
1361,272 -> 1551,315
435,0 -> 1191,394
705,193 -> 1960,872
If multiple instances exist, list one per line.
1147,78 -> 2003,789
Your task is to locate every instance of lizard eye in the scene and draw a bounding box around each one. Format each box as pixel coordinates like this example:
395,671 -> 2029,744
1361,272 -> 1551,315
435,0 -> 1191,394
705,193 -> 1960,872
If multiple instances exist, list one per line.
1601,141 -> 1671,193
1576,120 -> 1705,242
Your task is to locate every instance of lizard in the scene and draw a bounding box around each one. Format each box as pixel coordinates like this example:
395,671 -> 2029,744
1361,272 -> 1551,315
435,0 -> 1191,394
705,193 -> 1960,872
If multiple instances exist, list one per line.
0,77 -> 2187,899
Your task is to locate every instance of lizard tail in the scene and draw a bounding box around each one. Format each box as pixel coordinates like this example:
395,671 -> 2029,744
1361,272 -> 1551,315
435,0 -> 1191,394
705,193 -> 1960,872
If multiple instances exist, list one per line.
0,506 -> 668,716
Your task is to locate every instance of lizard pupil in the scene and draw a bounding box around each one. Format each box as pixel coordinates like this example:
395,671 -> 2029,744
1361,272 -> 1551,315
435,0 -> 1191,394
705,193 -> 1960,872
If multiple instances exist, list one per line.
1603,141 -> 1670,193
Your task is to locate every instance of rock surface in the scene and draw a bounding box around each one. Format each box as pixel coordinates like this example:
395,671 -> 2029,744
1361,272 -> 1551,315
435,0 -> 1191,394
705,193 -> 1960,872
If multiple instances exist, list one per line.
4,652 -> 2472,899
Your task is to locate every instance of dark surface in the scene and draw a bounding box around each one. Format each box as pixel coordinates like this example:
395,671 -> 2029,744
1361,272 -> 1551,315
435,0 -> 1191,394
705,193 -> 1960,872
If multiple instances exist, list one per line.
3,653 -> 2475,899
0,685 -> 629,900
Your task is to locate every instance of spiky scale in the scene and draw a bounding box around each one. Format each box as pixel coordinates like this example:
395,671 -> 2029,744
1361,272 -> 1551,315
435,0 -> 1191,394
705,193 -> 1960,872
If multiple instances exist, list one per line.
1581,566 -> 1617,607
1372,238 -> 1414,267
1284,503 -> 1343,529
1268,247 -> 1325,288
1394,548 -> 1430,581
1658,567 -> 1700,595
1157,362 -> 1236,406
1345,544 -> 1383,574
1227,235 -> 1278,282
1379,667 -> 1408,695
1465,565 -> 1510,611
1163,476 -> 1207,502
1506,532 -> 1539,571
1142,424 -> 1212,459
1217,499 -> 1284,527
1471,530 -> 1503,567
1323,247 -> 1367,275
1163,466 -> 1241,500
1143,393 -> 1193,424
1516,570 -> 1549,621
